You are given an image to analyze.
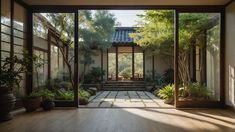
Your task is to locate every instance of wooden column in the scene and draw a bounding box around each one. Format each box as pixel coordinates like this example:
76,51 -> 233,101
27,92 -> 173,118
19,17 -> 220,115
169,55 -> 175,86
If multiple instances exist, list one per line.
116,46 -> 118,81
74,11 -> 79,108
101,49 -> 103,82
143,50 -> 145,80
132,46 -> 135,80
26,9 -> 33,94
47,31 -> 51,82
106,49 -> 109,81
152,55 -> 155,80
201,31 -> 207,84
174,10 -> 179,107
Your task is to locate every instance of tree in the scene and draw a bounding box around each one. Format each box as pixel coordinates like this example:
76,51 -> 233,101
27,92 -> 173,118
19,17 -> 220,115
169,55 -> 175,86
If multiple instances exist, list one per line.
79,10 -> 116,82
44,13 -> 75,88
130,10 -> 219,89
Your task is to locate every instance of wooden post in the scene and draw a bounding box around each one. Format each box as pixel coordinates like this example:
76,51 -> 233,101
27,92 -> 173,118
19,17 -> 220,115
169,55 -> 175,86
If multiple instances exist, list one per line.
116,46 -> 118,81
26,9 -> 33,94
74,11 -> 79,108
143,50 -> 145,80
101,49 -> 104,82
174,10 -> 179,107
132,46 -> 135,80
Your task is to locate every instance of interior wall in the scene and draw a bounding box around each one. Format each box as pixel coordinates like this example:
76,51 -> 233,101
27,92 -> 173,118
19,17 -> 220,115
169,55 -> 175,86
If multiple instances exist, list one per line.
154,55 -> 173,75
225,2 -> 235,108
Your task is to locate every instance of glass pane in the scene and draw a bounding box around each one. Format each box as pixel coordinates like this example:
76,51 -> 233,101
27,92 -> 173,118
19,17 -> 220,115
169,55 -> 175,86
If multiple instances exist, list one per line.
108,52 -> 116,80
134,53 -> 144,80
118,53 -> 132,81
33,50 -> 48,88
178,13 -> 221,101
33,13 -> 75,102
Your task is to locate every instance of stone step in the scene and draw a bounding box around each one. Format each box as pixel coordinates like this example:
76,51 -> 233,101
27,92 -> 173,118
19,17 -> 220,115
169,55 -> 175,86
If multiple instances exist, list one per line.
104,84 -> 146,86
101,87 -> 146,91
106,81 -> 145,84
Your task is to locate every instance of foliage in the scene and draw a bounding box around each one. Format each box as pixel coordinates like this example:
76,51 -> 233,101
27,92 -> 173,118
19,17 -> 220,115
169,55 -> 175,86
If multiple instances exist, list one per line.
180,83 -> 209,99
146,69 -> 174,86
79,10 -> 116,82
131,10 -> 219,94
38,89 -> 55,101
129,10 -> 174,57
0,50 -> 43,94
160,68 -> 174,84
84,67 -> 105,83
158,84 -> 174,99
56,89 -> 74,100
79,89 -> 91,98
119,68 -> 131,79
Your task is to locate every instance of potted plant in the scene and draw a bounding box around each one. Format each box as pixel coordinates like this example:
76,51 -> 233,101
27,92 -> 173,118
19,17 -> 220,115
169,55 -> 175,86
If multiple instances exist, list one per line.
40,89 -> 55,111
22,91 -> 42,112
158,84 -> 174,104
0,51 -> 40,121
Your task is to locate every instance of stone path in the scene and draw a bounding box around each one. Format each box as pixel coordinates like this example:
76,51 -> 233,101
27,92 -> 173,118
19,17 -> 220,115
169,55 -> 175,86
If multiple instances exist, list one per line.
80,91 -> 174,108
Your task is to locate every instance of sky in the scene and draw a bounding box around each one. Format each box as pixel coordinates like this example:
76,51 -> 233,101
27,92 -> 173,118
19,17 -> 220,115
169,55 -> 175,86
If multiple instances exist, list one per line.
109,10 -> 145,27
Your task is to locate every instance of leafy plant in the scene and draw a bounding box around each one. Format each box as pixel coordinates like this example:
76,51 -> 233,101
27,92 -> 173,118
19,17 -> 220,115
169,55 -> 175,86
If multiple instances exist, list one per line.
38,89 -> 55,101
120,68 -> 131,79
79,89 -> 91,98
56,89 -> 74,100
84,67 -> 105,83
181,83 -> 209,99
158,84 -> 174,99
0,50 -> 43,94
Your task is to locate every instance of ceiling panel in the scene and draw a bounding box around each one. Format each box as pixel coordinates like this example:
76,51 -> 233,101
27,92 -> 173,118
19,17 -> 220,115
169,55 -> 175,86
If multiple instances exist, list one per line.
23,0 -> 230,6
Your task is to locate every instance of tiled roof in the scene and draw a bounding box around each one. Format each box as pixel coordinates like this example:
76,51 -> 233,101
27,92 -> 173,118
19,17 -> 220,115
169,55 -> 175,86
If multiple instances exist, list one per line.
112,27 -> 137,45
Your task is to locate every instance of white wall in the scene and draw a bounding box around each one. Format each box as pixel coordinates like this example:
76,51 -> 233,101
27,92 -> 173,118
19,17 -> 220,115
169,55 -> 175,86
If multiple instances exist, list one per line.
225,2 -> 235,108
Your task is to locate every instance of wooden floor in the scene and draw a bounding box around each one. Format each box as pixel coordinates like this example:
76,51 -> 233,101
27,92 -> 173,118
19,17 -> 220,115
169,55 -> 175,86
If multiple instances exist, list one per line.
0,108 -> 235,132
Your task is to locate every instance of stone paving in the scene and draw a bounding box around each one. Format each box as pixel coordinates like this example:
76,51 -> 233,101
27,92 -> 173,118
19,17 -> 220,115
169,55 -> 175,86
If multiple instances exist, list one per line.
80,91 -> 174,108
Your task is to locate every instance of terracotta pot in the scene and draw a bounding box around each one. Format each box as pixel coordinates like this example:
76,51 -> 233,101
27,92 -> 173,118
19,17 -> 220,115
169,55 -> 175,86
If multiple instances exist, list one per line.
23,97 -> 42,112
0,93 -> 16,121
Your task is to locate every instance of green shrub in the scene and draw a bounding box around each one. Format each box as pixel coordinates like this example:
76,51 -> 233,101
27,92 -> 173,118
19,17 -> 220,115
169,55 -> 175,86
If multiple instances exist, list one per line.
79,89 -> 91,98
158,84 -> 174,99
186,83 -> 209,98
38,89 -> 55,101
56,90 -> 74,100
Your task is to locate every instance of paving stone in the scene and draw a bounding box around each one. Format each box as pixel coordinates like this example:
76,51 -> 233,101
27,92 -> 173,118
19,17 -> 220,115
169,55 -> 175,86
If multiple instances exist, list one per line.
85,90 -> 173,108
87,102 -> 100,107
142,99 -> 154,103
130,98 -> 142,102
104,98 -> 115,102
100,102 -> 112,107
145,103 -> 160,107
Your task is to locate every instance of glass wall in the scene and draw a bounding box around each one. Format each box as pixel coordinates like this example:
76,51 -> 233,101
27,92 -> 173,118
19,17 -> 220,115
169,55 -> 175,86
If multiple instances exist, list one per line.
1,1 -> 28,97
177,13 -> 221,102
33,13 -> 75,101
1,0 -> 11,65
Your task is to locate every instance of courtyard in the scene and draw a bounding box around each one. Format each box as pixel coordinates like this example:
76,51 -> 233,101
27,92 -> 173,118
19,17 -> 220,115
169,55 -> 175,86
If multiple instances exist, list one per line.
82,91 -> 173,108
